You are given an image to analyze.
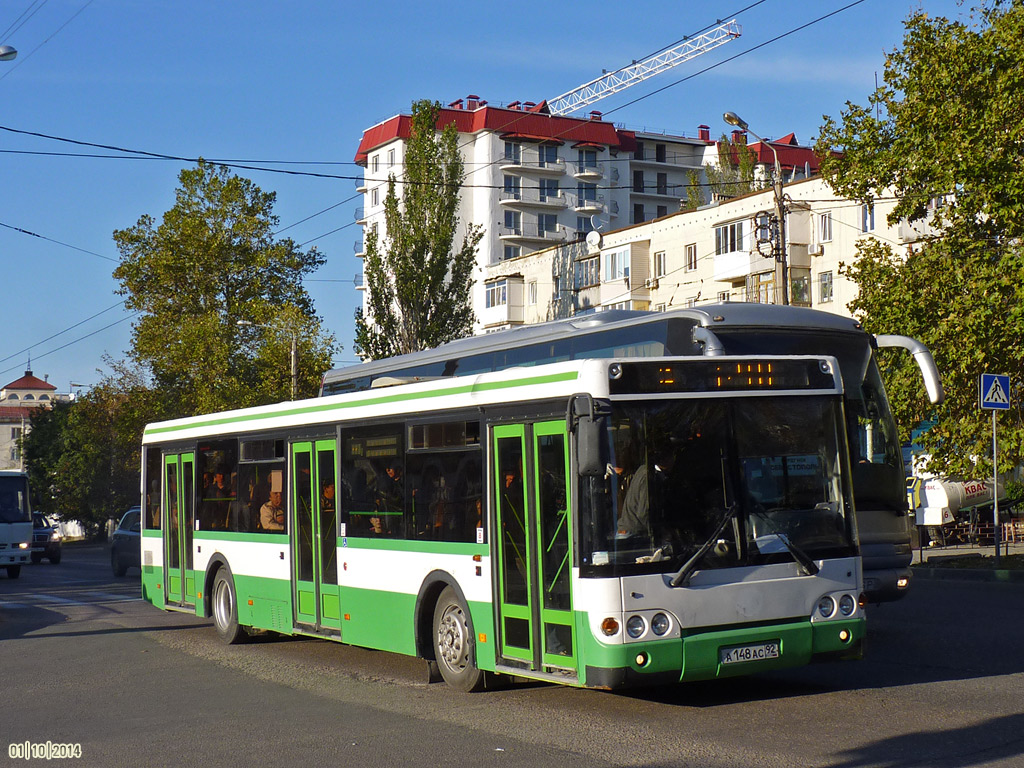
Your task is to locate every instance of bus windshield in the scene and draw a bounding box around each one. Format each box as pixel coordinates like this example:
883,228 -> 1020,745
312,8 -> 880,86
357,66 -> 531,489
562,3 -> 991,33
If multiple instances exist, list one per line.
579,396 -> 856,576
0,474 -> 31,523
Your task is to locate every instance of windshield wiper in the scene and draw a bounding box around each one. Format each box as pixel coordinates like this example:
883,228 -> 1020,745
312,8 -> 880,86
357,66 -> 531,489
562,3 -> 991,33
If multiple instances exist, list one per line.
669,504 -> 739,588
750,509 -> 819,577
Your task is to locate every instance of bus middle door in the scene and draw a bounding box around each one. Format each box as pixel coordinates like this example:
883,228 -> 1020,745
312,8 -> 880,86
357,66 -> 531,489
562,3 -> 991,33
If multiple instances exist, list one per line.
493,420 -> 576,676
290,440 -> 341,634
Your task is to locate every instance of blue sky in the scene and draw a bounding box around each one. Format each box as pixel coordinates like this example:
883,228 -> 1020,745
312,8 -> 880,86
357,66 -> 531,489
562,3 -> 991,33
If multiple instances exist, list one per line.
0,0 -> 968,393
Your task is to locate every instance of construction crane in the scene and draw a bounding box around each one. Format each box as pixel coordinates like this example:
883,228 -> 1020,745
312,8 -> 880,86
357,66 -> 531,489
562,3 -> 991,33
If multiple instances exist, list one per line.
547,20 -> 741,117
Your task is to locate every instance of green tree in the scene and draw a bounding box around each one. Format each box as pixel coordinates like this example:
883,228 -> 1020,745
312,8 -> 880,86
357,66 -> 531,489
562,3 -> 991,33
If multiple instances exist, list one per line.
113,161 -> 336,414
355,99 -> 481,359
817,1 -> 1024,476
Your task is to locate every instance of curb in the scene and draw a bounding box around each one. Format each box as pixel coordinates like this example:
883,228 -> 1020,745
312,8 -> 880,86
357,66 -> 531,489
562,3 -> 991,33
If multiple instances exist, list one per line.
912,566 -> 1024,584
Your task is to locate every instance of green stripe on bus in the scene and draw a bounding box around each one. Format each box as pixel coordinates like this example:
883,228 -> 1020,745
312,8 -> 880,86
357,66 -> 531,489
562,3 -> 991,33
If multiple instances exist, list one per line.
144,370 -> 580,437
193,531 -> 289,544
342,537 -> 487,556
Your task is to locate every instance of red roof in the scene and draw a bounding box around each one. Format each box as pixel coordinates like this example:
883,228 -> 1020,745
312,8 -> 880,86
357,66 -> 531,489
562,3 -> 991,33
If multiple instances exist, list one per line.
354,105 -> 630,164
747,138 -> 822,173
0,406 -> 35,420
3,371 -> 56,391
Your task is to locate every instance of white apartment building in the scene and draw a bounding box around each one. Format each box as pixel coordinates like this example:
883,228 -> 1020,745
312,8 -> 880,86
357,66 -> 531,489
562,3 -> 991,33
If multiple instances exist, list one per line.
353,97 -> 824,333
479,175 -> 922,331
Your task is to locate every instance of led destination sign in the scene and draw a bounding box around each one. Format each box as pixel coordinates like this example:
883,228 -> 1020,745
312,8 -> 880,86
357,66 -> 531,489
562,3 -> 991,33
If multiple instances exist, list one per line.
608,359 -> 837,395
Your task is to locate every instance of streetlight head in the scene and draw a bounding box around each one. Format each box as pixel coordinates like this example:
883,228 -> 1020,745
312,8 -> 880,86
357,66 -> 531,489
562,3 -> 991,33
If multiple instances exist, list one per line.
723,111 -> 747,131
0,45 -> 17,62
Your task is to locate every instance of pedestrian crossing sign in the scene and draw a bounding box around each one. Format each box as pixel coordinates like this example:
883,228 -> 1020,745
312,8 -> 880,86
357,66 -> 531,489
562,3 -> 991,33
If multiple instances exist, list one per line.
980,373 -> 1011,410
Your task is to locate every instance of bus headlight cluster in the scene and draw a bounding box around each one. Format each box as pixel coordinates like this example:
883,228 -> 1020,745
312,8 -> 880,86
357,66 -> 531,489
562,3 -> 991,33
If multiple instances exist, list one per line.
626,615 -> 646,638
617,611 -> 675,642
651,612 -> 671,636
815,593 -> 858,620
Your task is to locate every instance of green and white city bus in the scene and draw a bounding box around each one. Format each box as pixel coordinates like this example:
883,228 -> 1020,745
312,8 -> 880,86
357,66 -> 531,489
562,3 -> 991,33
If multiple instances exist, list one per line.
0,470 -> 33,579
142,353 -> 865,690
321,304 -> 943,602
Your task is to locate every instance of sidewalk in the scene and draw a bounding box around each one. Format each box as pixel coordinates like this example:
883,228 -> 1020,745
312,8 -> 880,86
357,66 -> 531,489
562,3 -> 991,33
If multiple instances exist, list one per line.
911,538 -> 1024,584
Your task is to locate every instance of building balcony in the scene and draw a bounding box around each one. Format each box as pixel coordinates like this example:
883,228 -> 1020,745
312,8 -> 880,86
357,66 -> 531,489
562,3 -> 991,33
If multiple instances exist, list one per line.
354,239 -> 366,259
571,194 -> 606,215
632,149 -> 703,170
498,156 -> 566,176
355,273 -> 366,291
499,189 -> 567,209
572,162 -> 604,181
354,207 -> 367,225
713,248 -> 776,282
498,224 -> 567,245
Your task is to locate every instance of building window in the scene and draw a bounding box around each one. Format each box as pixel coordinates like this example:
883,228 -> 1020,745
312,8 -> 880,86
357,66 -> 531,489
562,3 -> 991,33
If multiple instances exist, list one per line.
485,281 -> 507,308
540,178 -> 559,201
539,145 -> 558,167
387,149 -> 395,168
371,155 -> 379,173
655,303 -> 666,312
503,175 -> 521,199
820,270 -> 834,303
634,141 -> 645,161
685,243 -> 697,271
819,212 -> 833,242
604,247 -> 630,282
790,268 -> 812,307
747,272 -> 774,304
23,394 -> 34,401
656,205 -> 668,219
861,202 -> 875,232
576,257 -> 600,289
371,187 -> 379,207
578,148 -> 597,168
718,290 -> 731,302
503,245 -> 521,261
538,214 -> 557,236
632,170 -> 644,193
684,297 -> 697,308
577,181 -> 597,201
633,204 -> 645,224
504,142 -> 521,163
654,251 -> 666,278
527,281 -> 537,306
715,221 -> 746,255
656,173 -> 668,195
504,210 -> 521,234
577,216 -> 594,234
656,143 -> 667,163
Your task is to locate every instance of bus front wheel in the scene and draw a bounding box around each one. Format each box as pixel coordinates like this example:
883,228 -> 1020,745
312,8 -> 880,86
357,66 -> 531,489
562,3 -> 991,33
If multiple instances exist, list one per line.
6,565 -> 21,579
212,568 -> 247,645
432,586 -> 485,692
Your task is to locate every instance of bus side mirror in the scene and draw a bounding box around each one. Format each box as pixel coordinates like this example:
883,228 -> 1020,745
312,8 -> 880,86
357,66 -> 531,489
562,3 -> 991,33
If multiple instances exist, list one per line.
567,393 -> 610,477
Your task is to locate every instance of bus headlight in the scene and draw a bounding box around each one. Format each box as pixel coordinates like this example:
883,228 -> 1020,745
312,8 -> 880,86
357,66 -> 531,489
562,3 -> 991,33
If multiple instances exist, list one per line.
625,615 -> 646,638
817,595 -> 836,619
838,594 -> 856,616
651,612 -> 670,636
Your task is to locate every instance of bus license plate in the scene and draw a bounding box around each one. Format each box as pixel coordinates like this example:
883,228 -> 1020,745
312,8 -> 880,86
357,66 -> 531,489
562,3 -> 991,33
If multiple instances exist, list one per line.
719,641 -> 780,665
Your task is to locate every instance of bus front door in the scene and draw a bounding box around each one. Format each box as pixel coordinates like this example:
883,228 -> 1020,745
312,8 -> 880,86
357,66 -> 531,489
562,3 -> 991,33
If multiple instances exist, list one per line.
290,440 -> 340,634
163,452 -> 196,609
493,421 -> 576,675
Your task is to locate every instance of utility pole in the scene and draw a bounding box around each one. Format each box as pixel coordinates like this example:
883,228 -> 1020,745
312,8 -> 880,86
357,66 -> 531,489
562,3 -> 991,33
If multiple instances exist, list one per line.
724,111 -> 788,305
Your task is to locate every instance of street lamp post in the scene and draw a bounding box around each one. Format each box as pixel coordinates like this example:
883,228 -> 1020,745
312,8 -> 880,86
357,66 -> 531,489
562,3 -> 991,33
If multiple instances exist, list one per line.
723,111 -> 788,305
237,320 -> 298,400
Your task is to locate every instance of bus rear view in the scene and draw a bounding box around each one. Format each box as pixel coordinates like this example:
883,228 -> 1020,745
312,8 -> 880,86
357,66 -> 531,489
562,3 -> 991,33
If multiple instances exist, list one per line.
0,470 -> 32,578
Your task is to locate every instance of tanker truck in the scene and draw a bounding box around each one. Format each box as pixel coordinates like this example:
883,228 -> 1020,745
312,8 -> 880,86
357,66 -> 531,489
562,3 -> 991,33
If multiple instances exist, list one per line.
908,476 -> 1005,545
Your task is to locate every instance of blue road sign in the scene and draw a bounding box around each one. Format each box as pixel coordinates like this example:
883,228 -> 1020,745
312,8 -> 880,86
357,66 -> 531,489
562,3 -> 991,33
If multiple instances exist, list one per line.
980,373 -> 1011,410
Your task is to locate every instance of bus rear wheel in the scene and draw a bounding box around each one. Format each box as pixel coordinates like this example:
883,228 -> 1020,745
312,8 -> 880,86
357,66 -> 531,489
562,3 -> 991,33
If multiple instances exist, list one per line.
432,586 -> 485,692
212,568 -> 248,645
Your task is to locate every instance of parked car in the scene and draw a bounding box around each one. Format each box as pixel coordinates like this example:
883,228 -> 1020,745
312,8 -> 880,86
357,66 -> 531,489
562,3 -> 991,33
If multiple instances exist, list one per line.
111,506 -> 141,577
31,512 -> 62,564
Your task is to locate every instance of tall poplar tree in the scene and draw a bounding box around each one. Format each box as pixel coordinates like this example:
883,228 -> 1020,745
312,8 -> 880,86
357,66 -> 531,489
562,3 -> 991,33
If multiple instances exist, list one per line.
816,1 -> 1024,476
355,99 -> 481,359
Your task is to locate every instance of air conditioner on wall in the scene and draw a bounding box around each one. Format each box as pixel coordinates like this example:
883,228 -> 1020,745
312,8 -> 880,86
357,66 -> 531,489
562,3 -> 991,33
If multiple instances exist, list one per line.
808,243 -> 824,256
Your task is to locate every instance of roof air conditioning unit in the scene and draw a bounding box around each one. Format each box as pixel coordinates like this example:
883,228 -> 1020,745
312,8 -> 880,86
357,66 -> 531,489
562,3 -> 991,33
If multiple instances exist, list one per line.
808,243 -> 824,256
645,278 -> 659,289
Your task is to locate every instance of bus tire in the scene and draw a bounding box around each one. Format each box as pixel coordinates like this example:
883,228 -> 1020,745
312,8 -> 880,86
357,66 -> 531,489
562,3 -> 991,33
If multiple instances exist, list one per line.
212,567 -> 248,645
6,565 -> 21,579
432,586 -> 485,692
111,552 -> 127,577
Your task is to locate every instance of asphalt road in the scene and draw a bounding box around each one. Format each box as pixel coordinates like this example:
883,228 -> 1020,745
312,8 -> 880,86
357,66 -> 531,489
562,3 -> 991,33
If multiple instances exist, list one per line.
1,545 -> 1023,768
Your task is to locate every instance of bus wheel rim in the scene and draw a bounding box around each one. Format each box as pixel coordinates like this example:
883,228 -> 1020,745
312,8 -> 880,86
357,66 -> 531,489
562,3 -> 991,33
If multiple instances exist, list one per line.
438,604 -> 468,672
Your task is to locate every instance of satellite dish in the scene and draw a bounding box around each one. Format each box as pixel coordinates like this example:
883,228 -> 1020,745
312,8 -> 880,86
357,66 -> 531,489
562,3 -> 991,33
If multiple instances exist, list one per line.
586,230 -> 602,248
589,214 -> 606,230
